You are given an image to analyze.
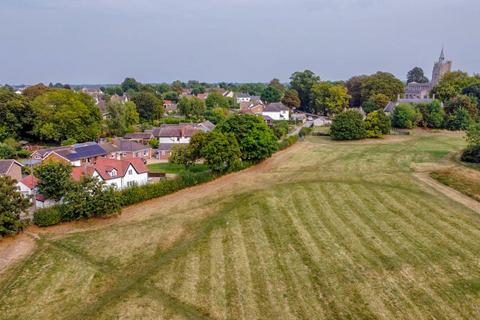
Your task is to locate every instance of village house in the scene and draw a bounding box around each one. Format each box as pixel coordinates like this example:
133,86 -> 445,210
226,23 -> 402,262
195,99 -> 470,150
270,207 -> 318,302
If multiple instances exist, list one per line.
17,175 -> 56,209
236,93 -> 252,103
153,121 -> 215,160
0,160 -> 23,181
262,102 -> 290,121
163,100 -> 177,114
32,142 -> 107,167
100,138 -> 152,160
73,158 -> 149,190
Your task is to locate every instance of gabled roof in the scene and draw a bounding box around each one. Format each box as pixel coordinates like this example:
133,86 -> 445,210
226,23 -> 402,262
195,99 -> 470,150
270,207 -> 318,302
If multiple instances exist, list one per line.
0,160 -> 23,175
236,93 -> 251,98
19,175 -> 39,189
36,143 -> 107,161
93,158 -> 148,181
264,102 -> 289,112
100,139 -> 149,154
124,132 -> 154,140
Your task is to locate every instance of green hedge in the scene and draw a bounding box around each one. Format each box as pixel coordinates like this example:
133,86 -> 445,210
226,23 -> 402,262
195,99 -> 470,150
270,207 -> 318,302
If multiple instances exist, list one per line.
279,135 -> 299,150
119,171 -> 213,206
33,206 -> 63,227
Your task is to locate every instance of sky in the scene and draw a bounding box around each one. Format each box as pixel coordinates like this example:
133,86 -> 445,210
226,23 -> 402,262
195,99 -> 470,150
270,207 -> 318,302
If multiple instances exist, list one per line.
1,0 -> 479,85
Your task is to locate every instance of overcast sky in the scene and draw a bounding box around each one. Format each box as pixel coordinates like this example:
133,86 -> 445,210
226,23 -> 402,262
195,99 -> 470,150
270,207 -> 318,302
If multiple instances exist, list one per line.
1,0 -> 479,85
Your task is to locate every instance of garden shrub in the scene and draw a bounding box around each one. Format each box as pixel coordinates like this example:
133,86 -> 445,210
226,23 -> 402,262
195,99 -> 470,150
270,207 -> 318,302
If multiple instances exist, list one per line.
461,145 -> 480,163
392,104 -> 420,129
365,110 -> 391,138
33,206 -> 63,227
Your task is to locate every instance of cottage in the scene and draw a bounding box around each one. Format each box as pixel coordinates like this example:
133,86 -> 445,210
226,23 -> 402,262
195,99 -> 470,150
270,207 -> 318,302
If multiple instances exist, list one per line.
17,175 -> 38,199
78,158 -> 149,190
163,100 -> 177,114
262,103 -> 290,121
0,160 -> 23,181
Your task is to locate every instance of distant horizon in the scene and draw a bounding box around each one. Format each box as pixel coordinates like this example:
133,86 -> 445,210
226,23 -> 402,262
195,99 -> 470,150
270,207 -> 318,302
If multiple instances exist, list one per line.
1,0 -> 478,85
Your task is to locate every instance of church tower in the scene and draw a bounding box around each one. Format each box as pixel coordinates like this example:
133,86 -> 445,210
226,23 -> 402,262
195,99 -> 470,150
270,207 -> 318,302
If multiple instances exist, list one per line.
431,48 -> 452,86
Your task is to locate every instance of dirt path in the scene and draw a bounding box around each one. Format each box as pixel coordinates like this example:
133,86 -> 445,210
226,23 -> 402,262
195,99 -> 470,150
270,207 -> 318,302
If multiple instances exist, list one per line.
0,234 -> 36,275
414,172 -> 480,213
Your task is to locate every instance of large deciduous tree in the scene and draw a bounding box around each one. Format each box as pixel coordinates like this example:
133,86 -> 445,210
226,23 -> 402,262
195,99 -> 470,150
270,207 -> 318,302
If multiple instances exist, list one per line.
177,96 -> 206,117
261,85 -> 284,104
362,93 -> 390,114
361,72 -> 405,102
311,82 -> 350,115
121,77 -> 141,93
0,176 -> 29,237
215,114 -> 277,162
32,89 -> 102,143
205,92 -> 229,109
281,89 -> 301,109
0,88 -> 34,140
131,91 -> 164,122
407,67 -> 429,84
202,131 -> 241,173
346,75 -> 368,107
289,70 -> 320,110
34,163 -> 73,201
106,101 -> 139,137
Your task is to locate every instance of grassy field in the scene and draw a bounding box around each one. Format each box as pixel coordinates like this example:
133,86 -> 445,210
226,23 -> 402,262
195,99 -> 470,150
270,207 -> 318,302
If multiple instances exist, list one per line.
431,168 -> 480,201
2,131 -> 480,319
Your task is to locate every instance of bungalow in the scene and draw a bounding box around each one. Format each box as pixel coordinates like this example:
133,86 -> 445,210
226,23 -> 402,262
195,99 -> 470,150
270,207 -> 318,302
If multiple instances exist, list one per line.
32,142 -> 107,167
100,138 -> 152,160
73,158 -> 149,190
0,160 -> 23,181
262,102 -> 290,121
123,131 -> 154,145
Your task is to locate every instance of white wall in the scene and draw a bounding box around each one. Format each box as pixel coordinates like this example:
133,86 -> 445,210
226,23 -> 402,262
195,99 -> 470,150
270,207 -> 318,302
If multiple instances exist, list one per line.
159,137 -> 191,144
262,111 -> 290,121
92,165 -> 148,190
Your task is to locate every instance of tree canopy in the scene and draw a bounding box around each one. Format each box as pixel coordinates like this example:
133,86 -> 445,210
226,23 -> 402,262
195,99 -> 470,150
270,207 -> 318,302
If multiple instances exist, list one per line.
432,71 -> 480,102
261,85 -> 284,104
281,89 -> 301,109
31,89 -> 102,143
106,101 -> 139,137
205,92 -> 229,109
215,114 -> 277,162
0,176 -> 29,237
361,72 -> 405,102
177,96 -> 206,118
34,162 -> 73,201
330,110 -> 367,140
407,67 -> 429,84
0,88 -> 34,140
289,70 -> 320,110
131,91 -> 164,122
311,82 -> 350,115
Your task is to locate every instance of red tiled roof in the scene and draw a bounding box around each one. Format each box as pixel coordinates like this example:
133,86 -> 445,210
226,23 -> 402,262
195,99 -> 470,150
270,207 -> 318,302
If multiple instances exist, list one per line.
19,175 -> 39,189
93,158 -> 148,181
35,194 -> 46,202
71,166 -> 95,182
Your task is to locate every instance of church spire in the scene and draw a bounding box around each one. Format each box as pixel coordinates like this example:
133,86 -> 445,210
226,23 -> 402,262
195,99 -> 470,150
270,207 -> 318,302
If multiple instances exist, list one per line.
439,47 -> 445,62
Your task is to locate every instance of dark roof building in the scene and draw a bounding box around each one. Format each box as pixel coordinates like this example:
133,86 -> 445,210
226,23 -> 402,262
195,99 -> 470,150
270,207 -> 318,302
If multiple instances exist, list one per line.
264,102 -> 289,112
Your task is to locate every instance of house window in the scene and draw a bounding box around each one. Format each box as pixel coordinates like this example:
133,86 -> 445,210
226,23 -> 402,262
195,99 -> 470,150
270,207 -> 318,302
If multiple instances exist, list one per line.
128,169 -> 133,175
127,181 -> 137,187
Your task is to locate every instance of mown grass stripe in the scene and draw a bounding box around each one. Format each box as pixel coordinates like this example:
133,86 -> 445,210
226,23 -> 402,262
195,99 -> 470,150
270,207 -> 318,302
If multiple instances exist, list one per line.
208,229 -> 227,319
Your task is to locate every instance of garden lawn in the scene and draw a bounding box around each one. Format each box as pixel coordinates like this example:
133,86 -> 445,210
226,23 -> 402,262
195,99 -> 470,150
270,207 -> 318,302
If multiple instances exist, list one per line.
1,131 -> 480,320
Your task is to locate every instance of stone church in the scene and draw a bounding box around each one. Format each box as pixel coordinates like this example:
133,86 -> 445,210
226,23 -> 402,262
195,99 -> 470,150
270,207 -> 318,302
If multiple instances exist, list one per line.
404,48 -> 452,99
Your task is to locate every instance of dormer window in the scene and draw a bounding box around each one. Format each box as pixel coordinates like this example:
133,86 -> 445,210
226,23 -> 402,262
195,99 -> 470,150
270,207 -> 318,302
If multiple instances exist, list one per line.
109,169 -> 117,177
